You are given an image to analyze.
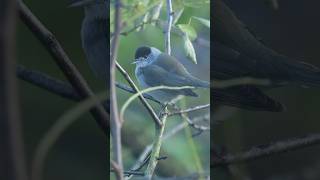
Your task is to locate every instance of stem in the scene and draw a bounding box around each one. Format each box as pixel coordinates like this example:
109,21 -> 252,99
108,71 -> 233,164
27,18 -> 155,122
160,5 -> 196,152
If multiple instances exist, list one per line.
165,0 -> 173,55
145,109 -> 168,178
110,0 -> 124,179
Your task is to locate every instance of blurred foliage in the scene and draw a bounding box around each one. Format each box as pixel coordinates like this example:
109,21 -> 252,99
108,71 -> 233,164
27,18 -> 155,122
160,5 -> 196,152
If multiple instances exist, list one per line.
110,0 -> 210,179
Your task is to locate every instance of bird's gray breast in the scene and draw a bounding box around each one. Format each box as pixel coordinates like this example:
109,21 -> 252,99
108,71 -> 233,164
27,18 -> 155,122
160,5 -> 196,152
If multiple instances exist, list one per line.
81,17 -> 108,80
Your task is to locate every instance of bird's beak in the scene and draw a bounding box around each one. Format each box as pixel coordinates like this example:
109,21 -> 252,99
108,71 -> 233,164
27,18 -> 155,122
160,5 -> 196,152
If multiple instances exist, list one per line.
131,61 -> 139,65
68,0 -> 94,7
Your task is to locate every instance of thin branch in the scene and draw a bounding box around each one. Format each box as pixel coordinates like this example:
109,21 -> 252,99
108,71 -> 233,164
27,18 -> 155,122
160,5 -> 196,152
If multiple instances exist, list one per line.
111,0 -> 124,179
172,105 -> 210,132
116,61 -> 162,126
0,0 -> 28,179
165,0 -> 173,55
16,65 -> 158,111
212,133 -> 320,168
116,82 -> 160,103
17,65 -> 81,101
115,19 -> 210,49
168,104 -> 210,116
18,1 -> 109,134
145,109 -> 169,178
111,160 -> 123,180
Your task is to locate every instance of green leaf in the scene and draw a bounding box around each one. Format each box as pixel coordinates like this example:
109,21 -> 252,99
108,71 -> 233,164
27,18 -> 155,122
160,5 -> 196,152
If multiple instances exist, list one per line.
182,0 -> 209,8
177,24 -> 197,41
149,1 -> 163,21
172,8 -> 184,25
192,16 -> 210,28
183,33 -> 197,64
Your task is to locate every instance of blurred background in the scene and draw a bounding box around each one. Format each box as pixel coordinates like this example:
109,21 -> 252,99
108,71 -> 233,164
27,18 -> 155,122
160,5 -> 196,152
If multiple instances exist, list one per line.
17,1 -> 106,179
112,0 -> 210,179
213,0 -> 320,180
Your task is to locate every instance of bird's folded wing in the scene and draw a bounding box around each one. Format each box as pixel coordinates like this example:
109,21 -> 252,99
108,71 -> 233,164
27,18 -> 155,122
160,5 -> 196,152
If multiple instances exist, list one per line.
140,65 -> 196,87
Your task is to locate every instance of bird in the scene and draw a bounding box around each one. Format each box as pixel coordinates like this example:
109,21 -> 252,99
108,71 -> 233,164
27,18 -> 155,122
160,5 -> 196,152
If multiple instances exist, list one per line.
69,0 -> 109,87
133,46 -> 209,104
212,0 -> 320,111
213,0 -> 320,87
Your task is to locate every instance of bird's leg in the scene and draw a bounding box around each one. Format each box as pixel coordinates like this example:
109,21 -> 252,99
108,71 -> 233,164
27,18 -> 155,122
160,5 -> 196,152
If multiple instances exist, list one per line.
158,103 -> 169,118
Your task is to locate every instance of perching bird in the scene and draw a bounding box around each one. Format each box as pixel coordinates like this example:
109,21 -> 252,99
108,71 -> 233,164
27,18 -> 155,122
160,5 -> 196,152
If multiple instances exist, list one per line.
133,46 -> 209,104
213,0 -> 320,87
212,0 -> 320,111
69,0 -> 109,86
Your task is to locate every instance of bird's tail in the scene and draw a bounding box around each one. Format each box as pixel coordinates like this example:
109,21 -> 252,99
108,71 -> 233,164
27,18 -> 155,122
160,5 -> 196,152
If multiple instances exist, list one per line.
191,77 -> 210,88
279,55 -> 320,87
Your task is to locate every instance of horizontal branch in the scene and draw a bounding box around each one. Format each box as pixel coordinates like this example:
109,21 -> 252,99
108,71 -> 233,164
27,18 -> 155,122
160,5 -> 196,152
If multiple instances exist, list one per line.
212,133 -> 320,168
17,65 -> 81,101
168,104 -> 210,116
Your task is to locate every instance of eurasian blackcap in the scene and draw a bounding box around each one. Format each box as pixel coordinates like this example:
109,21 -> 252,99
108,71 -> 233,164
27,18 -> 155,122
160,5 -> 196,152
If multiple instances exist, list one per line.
133,46 -> 209,104
69,0 -> 108,86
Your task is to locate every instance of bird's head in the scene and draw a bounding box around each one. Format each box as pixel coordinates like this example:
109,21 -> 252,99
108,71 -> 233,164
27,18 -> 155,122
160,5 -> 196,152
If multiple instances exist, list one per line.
69,0 -> 108,20
133,46 -> 161,67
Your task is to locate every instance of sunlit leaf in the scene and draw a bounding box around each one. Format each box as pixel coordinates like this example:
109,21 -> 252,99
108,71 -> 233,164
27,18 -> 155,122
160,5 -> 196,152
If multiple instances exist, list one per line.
149,1 -> 163,22
172,8 -> 184,25
177,24 -> 197,41
183,33 -> 197,64
183,0 -> 209,8
192,16 -> 210,28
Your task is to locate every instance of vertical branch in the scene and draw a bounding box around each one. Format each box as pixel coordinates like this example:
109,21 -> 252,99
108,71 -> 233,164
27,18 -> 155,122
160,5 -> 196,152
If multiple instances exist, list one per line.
165,0 -> 173,55
145,0 -> 174,177
110,0 -> 124,179
0,0 -> 28,179
145,108 -> 168,178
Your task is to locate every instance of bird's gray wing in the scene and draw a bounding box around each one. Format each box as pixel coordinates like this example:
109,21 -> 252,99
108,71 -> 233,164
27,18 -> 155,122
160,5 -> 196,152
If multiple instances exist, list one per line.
152,54 -> 191,77
139,65 -> 198,96
153,54 -> 210,87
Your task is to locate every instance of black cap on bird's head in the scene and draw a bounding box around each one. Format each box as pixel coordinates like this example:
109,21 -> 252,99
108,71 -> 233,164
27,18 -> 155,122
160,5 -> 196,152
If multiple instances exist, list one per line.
135,46 -> 152,60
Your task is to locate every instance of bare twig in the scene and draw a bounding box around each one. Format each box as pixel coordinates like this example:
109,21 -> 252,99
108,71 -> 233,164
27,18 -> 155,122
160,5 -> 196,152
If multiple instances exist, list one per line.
18,1 -> 109,134
110,0 -> 124,179
0,1 -> 28,179
116,62 -> 162,126
116,82 -> 160,103
145,109 -> 168,178
111,160 -> 123,180
17,65 -> 81,101
168,104 -> 210,116
115,19 -> 210,49
16,64 -> 154,107
212,134 -> 320,168
172,105 -> 210,132
165,0 -> 173,55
